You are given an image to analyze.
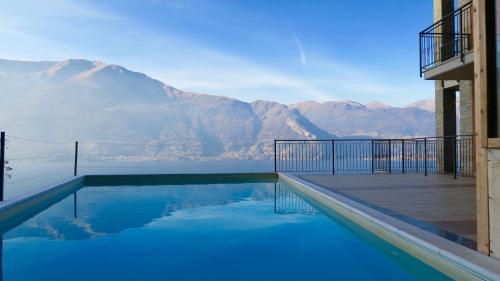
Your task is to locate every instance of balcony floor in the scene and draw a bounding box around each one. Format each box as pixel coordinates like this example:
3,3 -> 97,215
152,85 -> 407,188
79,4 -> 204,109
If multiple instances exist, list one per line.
298,173 -> 477,249
423,50 -> 474,80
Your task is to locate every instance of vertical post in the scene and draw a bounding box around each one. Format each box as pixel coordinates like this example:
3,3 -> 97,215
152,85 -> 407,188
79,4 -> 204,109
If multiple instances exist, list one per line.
402,139 -> 405,173
415,140 -> 419,173
332,140 -> 335,175
388,139 -> 392,173
424,138 -> 428,176
0,132 -> 5,201
274,140 -> 277,173
371,139 -> 374,174
74,141 -> 78,176
419,32 -> 422,77
459,6 -> 464,62
453,136 -> 457,179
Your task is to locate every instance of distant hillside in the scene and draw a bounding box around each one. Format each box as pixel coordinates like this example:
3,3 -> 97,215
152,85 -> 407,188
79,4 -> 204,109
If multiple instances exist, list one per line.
407,99 -> 435,112
0,59 -> 330,160
290,100 -> 435,138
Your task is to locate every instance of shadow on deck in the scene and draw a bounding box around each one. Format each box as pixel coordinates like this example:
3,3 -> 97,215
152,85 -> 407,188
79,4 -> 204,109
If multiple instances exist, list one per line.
297,173 -> 476,249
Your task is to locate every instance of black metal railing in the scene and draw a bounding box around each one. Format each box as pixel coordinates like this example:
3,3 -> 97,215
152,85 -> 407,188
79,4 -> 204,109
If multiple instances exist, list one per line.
419,1 -> 473,76
274,135 -> 475,178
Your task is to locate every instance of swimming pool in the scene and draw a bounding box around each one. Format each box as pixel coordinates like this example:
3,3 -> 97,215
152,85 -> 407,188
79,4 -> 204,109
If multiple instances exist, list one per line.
0,176 -> 452,280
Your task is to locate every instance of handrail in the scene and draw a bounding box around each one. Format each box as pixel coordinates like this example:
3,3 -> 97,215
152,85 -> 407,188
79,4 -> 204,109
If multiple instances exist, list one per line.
275,134 -> 476,142
420,1 -> 473,34
274,135 -> 475,178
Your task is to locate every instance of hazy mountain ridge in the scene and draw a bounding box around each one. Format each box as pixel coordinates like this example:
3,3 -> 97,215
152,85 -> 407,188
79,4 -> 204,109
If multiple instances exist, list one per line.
407,99 -> 435,112
0,59 -> 434,160
0,59 -> 330,160
290,99 -> 435,138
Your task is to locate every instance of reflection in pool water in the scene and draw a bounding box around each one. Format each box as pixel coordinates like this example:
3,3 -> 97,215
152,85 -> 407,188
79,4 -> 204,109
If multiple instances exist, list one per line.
0,181 -> 451,281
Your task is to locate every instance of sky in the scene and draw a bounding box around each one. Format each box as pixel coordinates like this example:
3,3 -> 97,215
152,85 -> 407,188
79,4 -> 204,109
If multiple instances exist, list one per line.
0,0 -> 435,106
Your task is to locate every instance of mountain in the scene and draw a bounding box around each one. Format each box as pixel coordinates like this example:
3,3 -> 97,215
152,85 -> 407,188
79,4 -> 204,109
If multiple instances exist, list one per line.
290,100 -> 435,138
407,99 -> 435,112
366,101 -> 392,110
251,100 -> 330,140
0,59 -> 330,160
0,58 -> 436,160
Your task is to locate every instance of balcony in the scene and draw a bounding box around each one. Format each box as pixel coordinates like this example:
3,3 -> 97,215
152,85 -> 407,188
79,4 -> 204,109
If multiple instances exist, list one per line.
419,1 -> 473,80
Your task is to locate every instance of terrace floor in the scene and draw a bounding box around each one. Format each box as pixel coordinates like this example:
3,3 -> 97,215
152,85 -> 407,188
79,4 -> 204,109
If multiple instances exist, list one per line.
298,173 -> 477,249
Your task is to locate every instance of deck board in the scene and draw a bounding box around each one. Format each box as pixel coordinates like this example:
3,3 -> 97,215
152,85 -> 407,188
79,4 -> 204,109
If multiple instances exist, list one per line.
298,173 -> 477,248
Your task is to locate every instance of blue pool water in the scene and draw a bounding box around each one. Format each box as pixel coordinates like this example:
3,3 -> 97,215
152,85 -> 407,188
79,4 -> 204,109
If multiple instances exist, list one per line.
1,180 -> 451,280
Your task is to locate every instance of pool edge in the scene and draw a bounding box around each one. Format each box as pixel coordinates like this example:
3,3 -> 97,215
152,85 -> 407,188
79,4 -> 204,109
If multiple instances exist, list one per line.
0,176 -> 85,231
278,172 -> 500,281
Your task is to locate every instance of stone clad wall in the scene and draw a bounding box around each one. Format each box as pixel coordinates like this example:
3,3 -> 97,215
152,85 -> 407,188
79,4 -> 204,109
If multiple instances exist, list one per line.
460,81 -> 474,135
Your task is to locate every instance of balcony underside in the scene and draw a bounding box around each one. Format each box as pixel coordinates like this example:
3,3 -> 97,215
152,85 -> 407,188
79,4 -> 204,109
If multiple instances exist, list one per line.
423,51 -> 474,80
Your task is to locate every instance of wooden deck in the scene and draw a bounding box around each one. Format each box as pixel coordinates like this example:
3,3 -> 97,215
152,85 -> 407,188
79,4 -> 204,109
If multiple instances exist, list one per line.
298,173 -> 477,248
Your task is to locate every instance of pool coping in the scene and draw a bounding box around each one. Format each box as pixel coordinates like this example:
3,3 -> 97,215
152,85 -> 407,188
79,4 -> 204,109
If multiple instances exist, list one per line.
278,172 -> 500,281
0,176 -> 85,224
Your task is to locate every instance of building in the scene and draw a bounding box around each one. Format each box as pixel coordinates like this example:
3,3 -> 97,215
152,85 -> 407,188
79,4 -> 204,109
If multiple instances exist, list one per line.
420,0 -> 500,258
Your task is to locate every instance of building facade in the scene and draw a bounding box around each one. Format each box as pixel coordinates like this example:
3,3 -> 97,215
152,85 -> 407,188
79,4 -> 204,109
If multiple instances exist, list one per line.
422,0 -> 500,258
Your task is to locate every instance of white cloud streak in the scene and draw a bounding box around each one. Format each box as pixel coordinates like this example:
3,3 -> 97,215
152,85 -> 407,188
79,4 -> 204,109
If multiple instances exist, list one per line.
291,31 -> 307,68
148,46 -> 333,103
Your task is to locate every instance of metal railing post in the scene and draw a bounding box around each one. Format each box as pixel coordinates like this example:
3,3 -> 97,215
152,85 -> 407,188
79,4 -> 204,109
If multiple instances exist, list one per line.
424,138 -> 428,176
459,6 -> 464,62
371,139 -> 374,174
402,139 -> 405,173
274,140 -> 277,172
419,32 -> 423,77
332,140 -> 335,175
0,132 -> 5,201
416,140 -> 419,173
74,141 -> 78,176
454,136 -> 457,179
388,139 -> 392,173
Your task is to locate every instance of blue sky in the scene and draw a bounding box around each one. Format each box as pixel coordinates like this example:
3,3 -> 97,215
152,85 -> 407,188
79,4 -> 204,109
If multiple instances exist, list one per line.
0,0 -> 435,106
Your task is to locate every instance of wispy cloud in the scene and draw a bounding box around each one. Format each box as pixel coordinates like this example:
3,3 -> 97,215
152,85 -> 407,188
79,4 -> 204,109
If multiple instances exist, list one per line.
147,46 -> 333,103
291,31 -> 307,68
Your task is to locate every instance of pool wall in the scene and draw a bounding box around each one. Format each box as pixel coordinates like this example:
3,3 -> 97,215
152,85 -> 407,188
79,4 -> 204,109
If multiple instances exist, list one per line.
278,173 -> 500,281
85,173 -> 277,186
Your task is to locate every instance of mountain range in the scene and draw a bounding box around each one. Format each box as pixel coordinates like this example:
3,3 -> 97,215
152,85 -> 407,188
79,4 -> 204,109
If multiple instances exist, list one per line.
0,59 -> 435,160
